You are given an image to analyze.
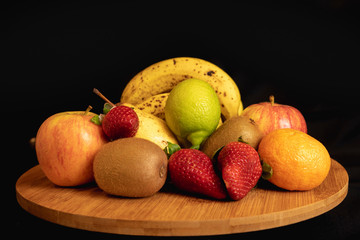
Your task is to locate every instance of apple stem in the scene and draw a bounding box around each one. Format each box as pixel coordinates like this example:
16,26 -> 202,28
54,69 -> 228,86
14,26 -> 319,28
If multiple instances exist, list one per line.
93,88 -> 116,107
269,95 -> 275,106
84,105 -> 93,115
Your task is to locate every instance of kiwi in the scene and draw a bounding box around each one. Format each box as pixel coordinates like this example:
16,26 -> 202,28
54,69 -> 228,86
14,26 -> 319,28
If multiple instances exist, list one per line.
201,116 -> 264,159
93,137 -> 168,197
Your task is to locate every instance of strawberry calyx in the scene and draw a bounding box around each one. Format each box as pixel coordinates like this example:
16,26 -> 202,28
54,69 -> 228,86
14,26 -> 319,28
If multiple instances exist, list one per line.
164,142 -> 181,158
261,161 -> 273,180
90,102 -> 115,126
90,114 -> 105,125
103,102 -> 115,114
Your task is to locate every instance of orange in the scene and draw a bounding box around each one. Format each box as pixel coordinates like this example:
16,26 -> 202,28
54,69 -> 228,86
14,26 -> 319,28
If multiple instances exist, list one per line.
258,129 -> 331,191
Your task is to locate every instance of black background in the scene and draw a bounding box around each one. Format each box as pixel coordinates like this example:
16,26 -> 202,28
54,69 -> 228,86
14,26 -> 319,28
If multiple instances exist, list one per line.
5,1 -> 360,239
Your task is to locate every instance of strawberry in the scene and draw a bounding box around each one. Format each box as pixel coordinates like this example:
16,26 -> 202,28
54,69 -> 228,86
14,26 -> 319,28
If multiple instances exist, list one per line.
168,149 -> 227,200
102,105 -> 139,140
217,142 -> 262,201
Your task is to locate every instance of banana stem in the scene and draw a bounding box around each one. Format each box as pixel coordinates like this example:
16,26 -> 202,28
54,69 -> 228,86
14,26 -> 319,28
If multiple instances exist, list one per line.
93,88 -> 116,107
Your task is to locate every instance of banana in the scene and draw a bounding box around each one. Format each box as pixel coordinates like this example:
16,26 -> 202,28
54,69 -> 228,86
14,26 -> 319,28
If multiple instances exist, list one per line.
135,93 -> 169,120
120,57 -> 243,120
120,103 -> 178,150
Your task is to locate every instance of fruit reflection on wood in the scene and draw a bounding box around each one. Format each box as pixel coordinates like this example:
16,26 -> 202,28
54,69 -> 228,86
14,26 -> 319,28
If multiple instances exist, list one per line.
34,57 -> 331,200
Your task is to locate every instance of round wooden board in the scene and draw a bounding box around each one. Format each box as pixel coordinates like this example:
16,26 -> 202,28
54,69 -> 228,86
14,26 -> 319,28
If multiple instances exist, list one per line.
16,159 -> 348,236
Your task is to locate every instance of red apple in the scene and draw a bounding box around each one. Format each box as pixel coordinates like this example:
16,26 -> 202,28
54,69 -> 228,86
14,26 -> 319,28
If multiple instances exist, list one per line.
35,107 -> 108,186
241,95 -> 307,135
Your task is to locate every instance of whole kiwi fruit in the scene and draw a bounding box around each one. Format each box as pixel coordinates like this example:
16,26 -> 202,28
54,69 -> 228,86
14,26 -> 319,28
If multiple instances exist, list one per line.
93,137 -> 168,197
201,116 -> 264,158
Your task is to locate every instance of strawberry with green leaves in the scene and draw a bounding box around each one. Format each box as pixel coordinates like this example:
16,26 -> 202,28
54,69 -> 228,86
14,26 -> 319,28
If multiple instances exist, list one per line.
91,88 -> 139,141
101,105 -> 139,140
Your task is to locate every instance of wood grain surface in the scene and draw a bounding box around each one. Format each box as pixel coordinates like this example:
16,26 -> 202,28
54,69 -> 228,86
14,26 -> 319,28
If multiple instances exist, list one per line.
16,159 -> 348,236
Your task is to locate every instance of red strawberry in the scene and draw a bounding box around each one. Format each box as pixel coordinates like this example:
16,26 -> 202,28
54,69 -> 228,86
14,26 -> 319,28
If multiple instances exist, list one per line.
168,149 -> 227,200
217,142 -> 262,201
102,105 -> 139,140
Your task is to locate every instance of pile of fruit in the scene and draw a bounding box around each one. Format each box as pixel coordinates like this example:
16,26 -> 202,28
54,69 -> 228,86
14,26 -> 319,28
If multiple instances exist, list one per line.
35,57 -> 331,200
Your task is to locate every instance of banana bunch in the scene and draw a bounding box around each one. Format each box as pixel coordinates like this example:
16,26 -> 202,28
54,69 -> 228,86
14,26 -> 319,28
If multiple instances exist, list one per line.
121,57 -> 243,120
120,103 -> 178,150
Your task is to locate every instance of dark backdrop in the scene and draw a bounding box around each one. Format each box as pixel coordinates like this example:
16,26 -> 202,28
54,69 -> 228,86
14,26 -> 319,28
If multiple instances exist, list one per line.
5,1 -> 360,239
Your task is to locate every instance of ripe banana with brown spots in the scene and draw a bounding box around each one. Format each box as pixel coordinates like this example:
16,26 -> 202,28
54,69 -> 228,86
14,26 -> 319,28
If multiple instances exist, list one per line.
120,57 -> 243,120
135,93 -> 169,120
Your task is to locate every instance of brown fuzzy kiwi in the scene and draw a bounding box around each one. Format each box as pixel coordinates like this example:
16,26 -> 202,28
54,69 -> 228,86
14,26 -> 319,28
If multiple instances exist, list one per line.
201,116 -> 264,159
93,137 -> 168,197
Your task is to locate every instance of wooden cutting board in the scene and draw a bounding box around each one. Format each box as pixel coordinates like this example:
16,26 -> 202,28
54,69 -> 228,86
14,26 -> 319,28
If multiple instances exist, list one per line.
16,159 -> 348,236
